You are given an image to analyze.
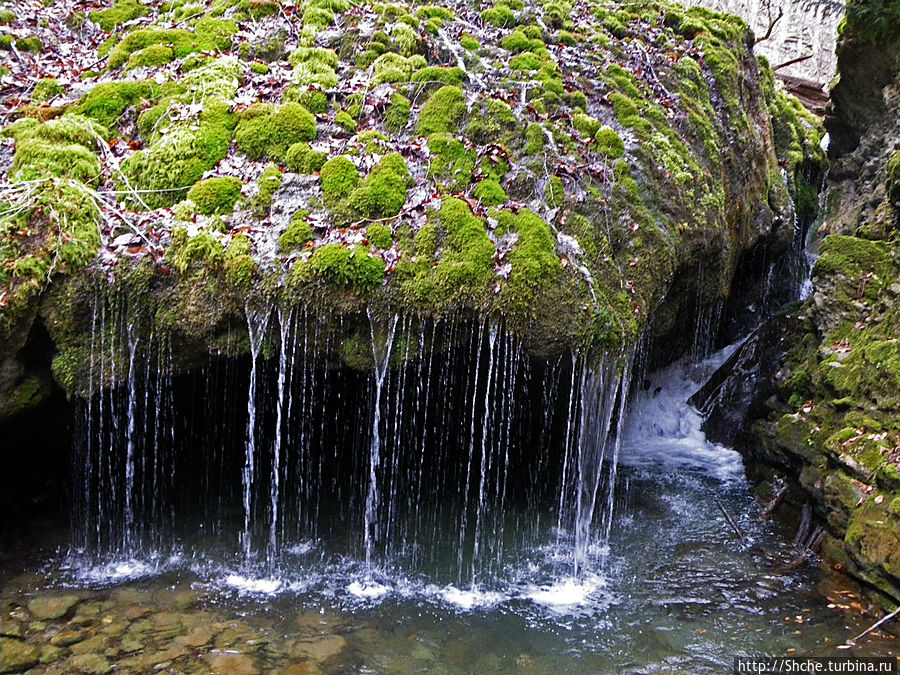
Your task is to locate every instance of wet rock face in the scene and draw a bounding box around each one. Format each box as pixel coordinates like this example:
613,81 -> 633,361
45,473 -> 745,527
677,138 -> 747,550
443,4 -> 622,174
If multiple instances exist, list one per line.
729,21 -> 900,601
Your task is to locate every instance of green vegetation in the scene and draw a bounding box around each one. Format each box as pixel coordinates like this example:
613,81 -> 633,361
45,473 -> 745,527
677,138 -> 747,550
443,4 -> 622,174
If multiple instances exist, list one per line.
90,0 -> 149,31
417,85 -> 467,135
235,102 -> 317,161
285,142 -> 327,174
280,210 -> 314,252
187,177 -> 243,215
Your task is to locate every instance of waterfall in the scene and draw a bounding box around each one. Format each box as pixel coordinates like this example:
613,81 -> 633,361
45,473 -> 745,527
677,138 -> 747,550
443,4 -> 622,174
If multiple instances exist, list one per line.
242,306 -> 270,562
364,310 -> 398,569
70,309 -> 639,592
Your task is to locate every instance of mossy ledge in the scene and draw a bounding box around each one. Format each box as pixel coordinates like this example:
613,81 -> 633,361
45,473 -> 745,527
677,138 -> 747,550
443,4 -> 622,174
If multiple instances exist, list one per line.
0,0 -> 823,418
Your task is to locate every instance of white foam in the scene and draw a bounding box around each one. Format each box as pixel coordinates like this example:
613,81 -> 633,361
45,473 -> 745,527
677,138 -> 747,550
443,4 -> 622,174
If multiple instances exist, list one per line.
224,574 -> 282,594
523,575 -> 605,607
347,580 -> 390,600
431,585 -> 505,610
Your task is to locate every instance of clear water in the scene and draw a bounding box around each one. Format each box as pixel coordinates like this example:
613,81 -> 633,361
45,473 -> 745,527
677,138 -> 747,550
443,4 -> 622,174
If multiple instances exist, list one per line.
4,345 -> 897,674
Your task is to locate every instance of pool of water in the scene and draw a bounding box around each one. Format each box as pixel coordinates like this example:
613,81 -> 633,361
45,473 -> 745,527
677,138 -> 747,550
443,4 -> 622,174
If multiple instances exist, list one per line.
2,349 -> 897,674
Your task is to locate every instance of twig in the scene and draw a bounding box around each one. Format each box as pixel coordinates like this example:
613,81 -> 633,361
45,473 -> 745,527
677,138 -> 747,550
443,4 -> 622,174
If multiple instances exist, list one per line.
716,499 -> 746,543
756,483 -> 789,520
839,606 -> 900,650
755,7 -> 784,44
773,54 -> 814,72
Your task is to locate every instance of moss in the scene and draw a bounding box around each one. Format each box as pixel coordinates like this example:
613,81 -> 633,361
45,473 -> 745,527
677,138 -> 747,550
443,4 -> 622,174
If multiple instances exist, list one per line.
291,47 -> 339,89
194,17 -> 238,51
73,81 -> 156,131
594,126 -> 625,158
223,234 -> 255,288
289,88 -> 329,115
481,5 -> 514,27
347,153 -> 411,219
813,236 -> 892,288
252,163 -> 282,216
545,175 -> 565,208
371,52 -> 413,86
367,223 -> 393,249
466,98 -> 516,145
186,176 -> 243,215
250,62 -> 270,75
510,52 -> 546,72
280,209 -> 313,252
89,0 -> 148,31
427,133 -> 475,190
169,229 -> 225,274
119,58 -> 243,208
0,34 -> 12,51
0,9 -> 14,24
31,78 -> 65,103
417,85 -> 466,136
416,4 -> 453,20
501,31 -> 532,53
334,110 -> 357,133
284,142 -> 327,174
460,33 -> 480,50
126,44 -> 174,70
411,66 -> 466,88
173,199 -> 198,221
234,102 -> 316,161
524,123 -> 545,155
309,243 -> 385,293
15,35 -> 42,53
8,114 -> 104,183
385,93 -> 411,132
302,6 -> 334,28
473,178 -> 507,206
573,113 -> 601,138
320,155 -> 359,207
107,29 -> 200,70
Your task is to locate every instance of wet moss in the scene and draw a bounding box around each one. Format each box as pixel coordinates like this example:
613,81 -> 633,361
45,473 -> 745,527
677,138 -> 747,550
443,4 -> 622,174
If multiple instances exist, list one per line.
385,93 -> 411,132
235,102 -> 317,162
367,223 -> 393,249
309,243 -> 385,293
473,178 -> 507,206
284,142 -> 327,174
31,78 -> 65,103
427,133 -> 475,190
417,85 -> 466,136
280,209 -> 313,253
186,176 -> 243,215
291,47 -> 339,89
466,98 -> 516,145
251,164 -> 282,217
320,156 -> 359,207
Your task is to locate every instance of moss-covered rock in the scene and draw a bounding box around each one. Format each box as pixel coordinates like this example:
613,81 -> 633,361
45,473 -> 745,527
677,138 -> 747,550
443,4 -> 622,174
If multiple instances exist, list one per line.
187,177 -> 243,215
235,103 -> 317,162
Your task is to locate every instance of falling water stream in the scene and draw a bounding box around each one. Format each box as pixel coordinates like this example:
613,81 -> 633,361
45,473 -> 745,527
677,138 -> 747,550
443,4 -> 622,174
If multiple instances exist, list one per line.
3,296 -> 898,671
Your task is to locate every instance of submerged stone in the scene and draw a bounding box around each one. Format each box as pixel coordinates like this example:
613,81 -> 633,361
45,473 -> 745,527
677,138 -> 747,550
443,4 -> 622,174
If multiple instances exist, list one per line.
0,637 -> 39,673
26,596 -> 79,621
